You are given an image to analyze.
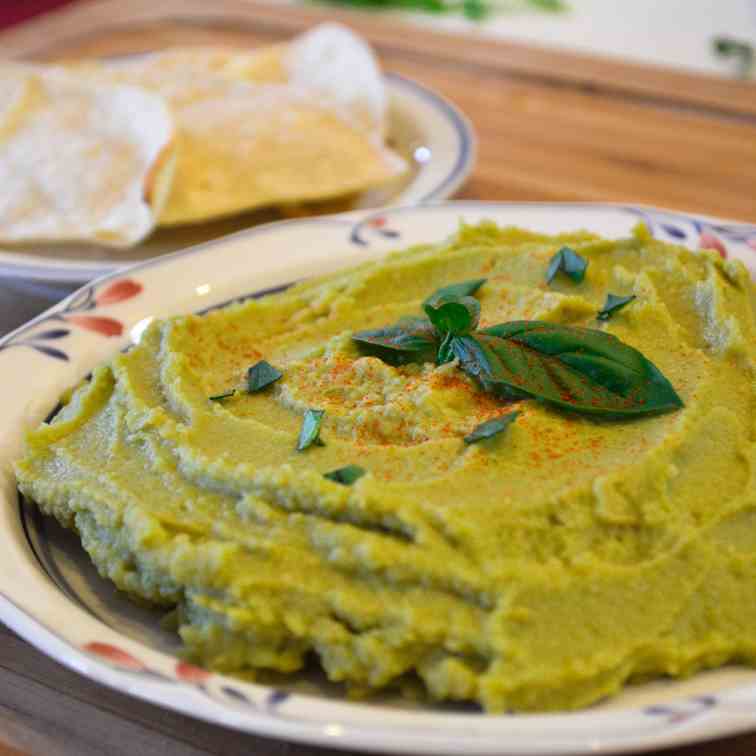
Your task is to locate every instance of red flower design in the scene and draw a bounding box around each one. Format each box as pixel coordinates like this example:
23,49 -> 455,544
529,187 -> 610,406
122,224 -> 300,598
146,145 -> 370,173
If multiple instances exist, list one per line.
96,278 -> 142,306
66,315 -> 124,337
368,216 -> 387,228
84,642 -> 145,671
699,231 -> 727,259
175,660 -> 211,684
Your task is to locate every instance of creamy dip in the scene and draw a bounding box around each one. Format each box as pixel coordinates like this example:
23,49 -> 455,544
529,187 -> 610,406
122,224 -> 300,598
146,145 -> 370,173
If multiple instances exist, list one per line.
16,223 -> 756,711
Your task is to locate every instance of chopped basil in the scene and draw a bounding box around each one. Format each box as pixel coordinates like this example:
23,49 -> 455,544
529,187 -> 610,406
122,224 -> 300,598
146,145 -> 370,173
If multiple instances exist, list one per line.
546,247 -> 588,284
324,464 -> 366,485
296,409 -> 325,451
247,360 -> 283,393
597,294 -> 637,321
209,390 -> 236,402
464,412 -> 520,444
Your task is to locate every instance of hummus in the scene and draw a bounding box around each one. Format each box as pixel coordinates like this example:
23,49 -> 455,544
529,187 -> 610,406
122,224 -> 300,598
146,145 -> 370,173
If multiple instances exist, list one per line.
16,223 -> 756,711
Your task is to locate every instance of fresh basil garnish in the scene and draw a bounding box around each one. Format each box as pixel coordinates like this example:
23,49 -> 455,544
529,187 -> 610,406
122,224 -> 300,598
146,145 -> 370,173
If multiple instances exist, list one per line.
352,278 -> 682,419
453,322 -> 682,416
597,294 -> 636,321
209,389 -> 236,402
423,278 -> 487,306
546,246 -> 588,284
324,464 -> 366,485
423,295 -> 480,336
352,318 -> 438,366
297,409 -> 325,451
464,412 -> 520,444
247,360 -> 283,393
352,280 -> 487,366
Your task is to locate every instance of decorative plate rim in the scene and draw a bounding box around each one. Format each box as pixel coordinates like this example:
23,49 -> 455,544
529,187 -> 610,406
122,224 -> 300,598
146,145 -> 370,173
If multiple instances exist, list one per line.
1,201 -> 756,756
0,73 -> 475,283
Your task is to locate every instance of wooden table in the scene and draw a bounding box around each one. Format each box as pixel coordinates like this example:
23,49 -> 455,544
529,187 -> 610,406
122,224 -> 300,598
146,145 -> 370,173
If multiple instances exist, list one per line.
1,2 -> 756,754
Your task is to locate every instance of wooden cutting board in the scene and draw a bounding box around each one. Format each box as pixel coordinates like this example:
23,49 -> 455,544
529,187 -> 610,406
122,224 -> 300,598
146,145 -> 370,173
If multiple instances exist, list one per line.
2,3 -> 756,756
3,0 -> 756,223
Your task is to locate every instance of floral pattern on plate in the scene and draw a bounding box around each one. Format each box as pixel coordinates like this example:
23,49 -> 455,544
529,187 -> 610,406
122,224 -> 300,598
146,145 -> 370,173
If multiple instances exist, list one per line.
0,278 -> 142,361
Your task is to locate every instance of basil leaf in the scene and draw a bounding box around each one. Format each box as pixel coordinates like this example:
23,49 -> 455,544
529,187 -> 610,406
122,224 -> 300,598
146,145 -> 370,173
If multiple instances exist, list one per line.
480,321 -> 550,340
209,389 -> 236,402
423,278 -> 486,306
597,294 -> 636,321
452,322 -> 682,416
423,295 -> 480,335
395,315 -> 432,329
324,464 -> 366,485
437,331 -> 456,365
546,247 -> 588,284
247,360 -> 283,393
352,319 -> 438,366
464,411 -> 520,444
297,409 -> 325,451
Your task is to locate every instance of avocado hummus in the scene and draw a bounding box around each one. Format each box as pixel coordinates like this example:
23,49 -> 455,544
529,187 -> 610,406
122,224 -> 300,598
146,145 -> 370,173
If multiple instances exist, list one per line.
15,223 -> 756,712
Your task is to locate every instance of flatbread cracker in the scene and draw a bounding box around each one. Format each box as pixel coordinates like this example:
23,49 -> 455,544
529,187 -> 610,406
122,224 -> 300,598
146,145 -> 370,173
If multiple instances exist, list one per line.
0,65 -> 176,247
83,24 -> 406,226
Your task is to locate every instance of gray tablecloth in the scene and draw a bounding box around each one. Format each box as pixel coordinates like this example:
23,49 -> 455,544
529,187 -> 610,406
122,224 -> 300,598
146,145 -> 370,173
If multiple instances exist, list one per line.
0,278 -> 78,337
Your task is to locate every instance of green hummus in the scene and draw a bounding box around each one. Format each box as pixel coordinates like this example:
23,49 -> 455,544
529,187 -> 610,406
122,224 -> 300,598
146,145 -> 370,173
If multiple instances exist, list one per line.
15,223 -> 756,711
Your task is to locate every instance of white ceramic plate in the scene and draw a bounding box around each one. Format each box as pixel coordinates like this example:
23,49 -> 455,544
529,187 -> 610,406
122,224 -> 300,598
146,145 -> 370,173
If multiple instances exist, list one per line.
2,202 -> 756,756
0,74 -> 474,284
